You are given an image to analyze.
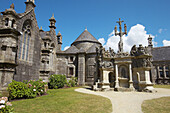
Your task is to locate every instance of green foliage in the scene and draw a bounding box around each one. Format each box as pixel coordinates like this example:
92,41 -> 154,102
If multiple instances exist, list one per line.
49,75 -> 67,89
12,87 -> 112,113
67,77 -> 77,87
8,80 -> 47,100
27,79 -> 47,96
7,80 -> 32,100
0,102 -> 14,113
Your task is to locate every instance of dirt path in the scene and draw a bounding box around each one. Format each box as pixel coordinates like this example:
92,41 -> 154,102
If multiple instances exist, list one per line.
75,88 -> 170,113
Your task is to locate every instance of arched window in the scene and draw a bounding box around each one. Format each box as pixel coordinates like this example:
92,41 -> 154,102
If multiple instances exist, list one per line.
12,19 -> 15,28
5,18 -> 9,26
19,20 -> 31,61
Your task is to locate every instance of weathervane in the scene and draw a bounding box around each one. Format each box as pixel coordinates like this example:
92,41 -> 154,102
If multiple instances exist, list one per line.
114,18 -> 127,53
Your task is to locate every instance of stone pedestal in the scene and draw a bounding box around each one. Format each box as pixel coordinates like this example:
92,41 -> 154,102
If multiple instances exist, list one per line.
0,87 -> 9,97
98,68 -> 112,90
133,67 -> 155,92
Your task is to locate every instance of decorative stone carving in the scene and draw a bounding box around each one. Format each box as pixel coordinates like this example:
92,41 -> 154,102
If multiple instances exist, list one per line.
96,46 -> 115,59
130,44 -> 150,56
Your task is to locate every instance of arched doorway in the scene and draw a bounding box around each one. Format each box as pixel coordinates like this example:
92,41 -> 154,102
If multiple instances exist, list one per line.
109,72 -> 115,88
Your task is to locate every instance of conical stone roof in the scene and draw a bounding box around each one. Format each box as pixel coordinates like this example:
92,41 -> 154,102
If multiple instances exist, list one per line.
71,29 -> 100,46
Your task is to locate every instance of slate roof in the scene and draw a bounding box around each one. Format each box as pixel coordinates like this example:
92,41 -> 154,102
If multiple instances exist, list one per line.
64,45 -> 80,54
71,29 -> 100,45
152,46 -> 170,61
86,43 -> 99,53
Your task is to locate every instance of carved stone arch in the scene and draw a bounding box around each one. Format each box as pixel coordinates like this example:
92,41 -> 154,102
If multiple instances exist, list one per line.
22,19 -> 32,34
51,43 -> 55,48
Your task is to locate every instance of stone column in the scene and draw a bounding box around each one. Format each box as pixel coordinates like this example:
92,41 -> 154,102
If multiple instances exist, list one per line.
157,66 -> 160,78
163,66 -> 166,78
115,64 -> 119,88
78,54 -> 85,85
8,19 -> 12,27
129,64 -> 134,89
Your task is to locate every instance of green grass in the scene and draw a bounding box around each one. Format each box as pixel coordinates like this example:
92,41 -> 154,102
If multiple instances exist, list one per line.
12,87 -> 112,113
154,85 -> 170,89
142,97 -> 170,113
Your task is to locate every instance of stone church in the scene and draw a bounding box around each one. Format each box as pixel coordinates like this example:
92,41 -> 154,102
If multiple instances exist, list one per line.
0,0 -> 169,91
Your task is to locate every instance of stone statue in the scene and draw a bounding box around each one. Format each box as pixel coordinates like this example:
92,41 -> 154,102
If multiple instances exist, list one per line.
109,47 -> 115,57
10,3 -> 14,9
130,45 -> 137,56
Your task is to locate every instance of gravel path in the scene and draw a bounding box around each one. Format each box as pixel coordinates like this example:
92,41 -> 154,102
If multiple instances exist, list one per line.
75,88 -> 170,113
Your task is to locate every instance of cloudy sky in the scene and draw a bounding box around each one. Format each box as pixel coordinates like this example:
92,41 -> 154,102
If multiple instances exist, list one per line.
1,0 -> 170,52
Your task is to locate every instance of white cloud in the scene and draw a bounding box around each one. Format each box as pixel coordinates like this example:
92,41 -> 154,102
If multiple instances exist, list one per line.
64,46 -> 70,51
163,40 -> 170,46
158,28 -> 167,34
102,24 -> 155,52
98,38 -> 105,45
158,29 -> 163,34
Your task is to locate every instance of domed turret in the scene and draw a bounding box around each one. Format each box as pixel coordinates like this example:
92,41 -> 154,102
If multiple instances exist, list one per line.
71,28 -> 101,51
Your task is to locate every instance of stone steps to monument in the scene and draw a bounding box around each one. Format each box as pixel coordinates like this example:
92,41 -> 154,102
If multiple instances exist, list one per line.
115,87 -> 134,92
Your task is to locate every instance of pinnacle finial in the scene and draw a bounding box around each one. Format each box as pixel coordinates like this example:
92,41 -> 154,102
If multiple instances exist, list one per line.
39,26 -> 43,31
27,0 -> 35,3
57,31 -> 61,36
10,3 -> 15,9
50,13 -> 55,20
85,26 -> 87,31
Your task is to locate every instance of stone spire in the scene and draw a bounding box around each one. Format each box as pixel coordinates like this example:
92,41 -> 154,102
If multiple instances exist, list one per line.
57,31 -> 62,51
57,31 -> 62,44
1,3 -> 18,28
49,14 -> 56,29
39,26 -> 44,32
85,26 -> 87,31
25,0 -> 36,12
148,35 -> 153,48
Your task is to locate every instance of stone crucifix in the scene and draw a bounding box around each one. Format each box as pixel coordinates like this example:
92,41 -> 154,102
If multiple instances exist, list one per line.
114,18 -> 127,53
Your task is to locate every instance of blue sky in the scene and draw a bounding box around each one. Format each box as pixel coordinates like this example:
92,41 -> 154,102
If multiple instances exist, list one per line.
1,0 -> 170,51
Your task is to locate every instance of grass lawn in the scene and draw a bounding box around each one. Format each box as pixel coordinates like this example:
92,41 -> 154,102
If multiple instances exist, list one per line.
142,97 -> 170,113
11,87 -> 112,113
142,85 -> 170,113
154,85 -> 170,89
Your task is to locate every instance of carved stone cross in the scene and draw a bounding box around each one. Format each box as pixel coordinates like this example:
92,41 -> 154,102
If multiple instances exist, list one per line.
114,18 -> 127,53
